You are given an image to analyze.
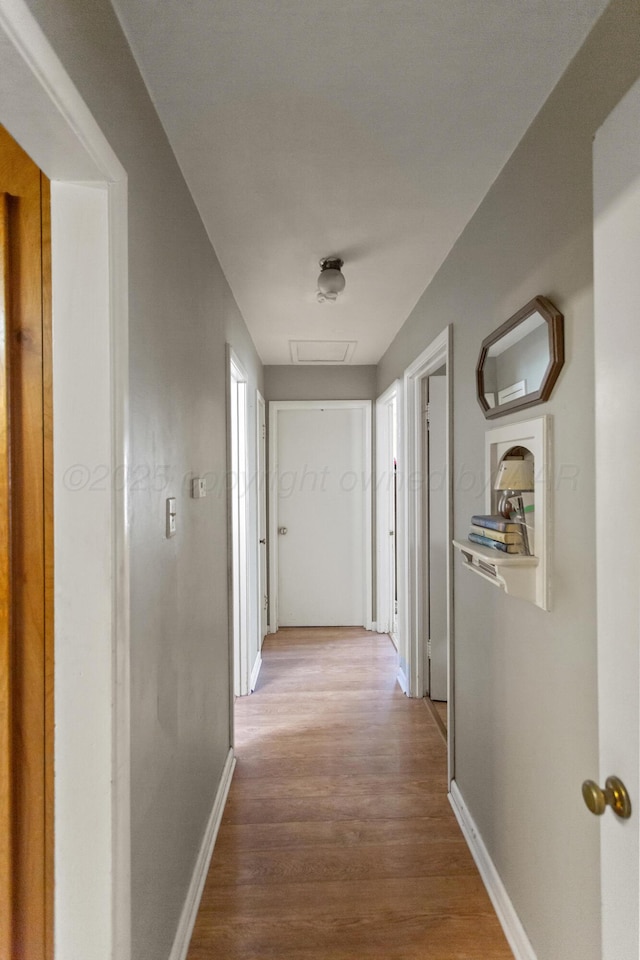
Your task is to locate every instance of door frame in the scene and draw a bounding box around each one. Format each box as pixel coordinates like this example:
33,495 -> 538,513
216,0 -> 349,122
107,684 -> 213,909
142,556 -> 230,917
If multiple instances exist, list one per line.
375,380 -> 399,640
227,347 -> 251,697
0,3 -> 130,958
401,326 -> 454,780
268,399 -> 373,633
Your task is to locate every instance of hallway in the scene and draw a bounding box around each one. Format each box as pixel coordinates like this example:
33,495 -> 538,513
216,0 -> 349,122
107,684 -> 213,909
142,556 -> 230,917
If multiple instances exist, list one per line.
187,628 -> 513,959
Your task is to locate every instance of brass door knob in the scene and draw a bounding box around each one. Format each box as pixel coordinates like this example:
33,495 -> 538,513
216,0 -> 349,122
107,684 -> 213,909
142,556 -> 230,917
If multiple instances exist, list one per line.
582,776 -> 631,819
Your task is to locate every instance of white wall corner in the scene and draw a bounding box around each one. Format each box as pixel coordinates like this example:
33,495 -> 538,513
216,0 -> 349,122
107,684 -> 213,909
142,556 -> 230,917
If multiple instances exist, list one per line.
449,781 -> 537,960
250,651 -> 262,692
168,749 -> 236,960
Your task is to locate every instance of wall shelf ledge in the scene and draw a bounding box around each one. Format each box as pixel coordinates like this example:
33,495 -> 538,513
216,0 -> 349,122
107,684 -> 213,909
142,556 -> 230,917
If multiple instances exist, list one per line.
453,539 -> 540,604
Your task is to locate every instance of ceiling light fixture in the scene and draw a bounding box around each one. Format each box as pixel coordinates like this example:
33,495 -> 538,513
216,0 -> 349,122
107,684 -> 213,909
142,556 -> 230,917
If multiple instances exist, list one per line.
317,257 -> 345,303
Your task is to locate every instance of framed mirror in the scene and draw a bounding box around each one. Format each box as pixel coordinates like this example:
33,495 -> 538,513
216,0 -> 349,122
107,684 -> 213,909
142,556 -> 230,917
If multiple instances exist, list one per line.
476,296 -> 564,419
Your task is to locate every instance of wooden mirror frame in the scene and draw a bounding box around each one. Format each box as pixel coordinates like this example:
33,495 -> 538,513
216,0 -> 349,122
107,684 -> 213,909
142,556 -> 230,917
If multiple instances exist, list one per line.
476,296 -> 564,419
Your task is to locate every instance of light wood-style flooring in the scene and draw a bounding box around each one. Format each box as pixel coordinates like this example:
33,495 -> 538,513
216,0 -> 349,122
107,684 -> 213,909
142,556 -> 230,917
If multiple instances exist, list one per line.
187,627 -> 513,959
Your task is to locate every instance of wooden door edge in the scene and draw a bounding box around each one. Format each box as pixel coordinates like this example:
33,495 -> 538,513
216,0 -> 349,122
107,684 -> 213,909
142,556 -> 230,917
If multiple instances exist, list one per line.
41,173 -> 54,960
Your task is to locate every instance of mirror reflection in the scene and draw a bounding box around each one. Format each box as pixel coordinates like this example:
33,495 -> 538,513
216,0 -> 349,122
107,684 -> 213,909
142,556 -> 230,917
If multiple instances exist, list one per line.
476,296 -> 564,419
482,311 -> 548,409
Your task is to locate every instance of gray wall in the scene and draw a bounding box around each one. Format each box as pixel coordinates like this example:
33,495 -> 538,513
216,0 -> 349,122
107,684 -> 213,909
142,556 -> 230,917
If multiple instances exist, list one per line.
20,2 -> 262,958
265,364 -> 377,400
378,0 -> 640,957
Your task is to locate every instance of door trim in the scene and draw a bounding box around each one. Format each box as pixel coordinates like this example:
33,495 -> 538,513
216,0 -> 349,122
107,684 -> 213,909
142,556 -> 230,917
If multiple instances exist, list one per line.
0,3 -> 130,957
268,399 -> 373,633
227,347 -> 250,698
401,326 -> 454,782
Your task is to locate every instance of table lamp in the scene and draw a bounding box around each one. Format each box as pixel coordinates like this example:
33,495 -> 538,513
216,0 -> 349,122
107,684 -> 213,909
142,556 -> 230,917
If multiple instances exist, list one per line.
494,458 -> 534,555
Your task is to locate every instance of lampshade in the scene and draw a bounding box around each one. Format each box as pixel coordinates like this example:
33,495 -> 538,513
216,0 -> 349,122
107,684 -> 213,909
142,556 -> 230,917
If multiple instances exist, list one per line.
494,458 -> 534,492
317,257 -> 345,303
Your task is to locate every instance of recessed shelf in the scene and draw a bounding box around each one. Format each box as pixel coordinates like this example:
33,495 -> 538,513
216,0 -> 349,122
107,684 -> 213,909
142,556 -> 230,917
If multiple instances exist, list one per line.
453,415 -> 551,610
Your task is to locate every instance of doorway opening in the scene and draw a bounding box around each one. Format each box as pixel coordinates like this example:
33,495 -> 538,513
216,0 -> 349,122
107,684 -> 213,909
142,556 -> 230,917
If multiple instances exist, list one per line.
0,3 -> 131,953
422,368 -> 448,739
402,326 -> 454,782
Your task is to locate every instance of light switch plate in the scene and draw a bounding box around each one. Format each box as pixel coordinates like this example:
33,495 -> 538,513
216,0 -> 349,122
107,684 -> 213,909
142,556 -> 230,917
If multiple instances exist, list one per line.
191,478 -> 207,499
166,497 -> 176,537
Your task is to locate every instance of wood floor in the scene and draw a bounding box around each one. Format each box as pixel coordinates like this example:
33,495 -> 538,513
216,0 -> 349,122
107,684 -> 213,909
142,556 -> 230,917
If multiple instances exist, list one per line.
425,697 -> 448,739
187,627 -> 513,960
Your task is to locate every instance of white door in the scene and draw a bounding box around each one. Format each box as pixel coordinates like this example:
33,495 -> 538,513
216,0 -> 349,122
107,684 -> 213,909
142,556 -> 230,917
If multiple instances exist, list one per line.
427,374 -> 447,701
257,392 -> 268,645
593,76 -> 640,959
390,396 -> 398,641
375,384 -> 398,640
270,401 -> 371,628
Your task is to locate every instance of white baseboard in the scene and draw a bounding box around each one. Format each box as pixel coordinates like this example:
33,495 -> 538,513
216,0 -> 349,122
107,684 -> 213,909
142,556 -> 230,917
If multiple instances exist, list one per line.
250,651 -> 262,691
449,780 -> 537,960
389,631 -> 399,651
168,749 -> 236,960
396,664 -> 409,695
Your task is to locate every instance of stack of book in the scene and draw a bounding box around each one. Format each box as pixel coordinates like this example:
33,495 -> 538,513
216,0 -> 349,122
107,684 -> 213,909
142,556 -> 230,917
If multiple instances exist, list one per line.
468,515 -> 524,554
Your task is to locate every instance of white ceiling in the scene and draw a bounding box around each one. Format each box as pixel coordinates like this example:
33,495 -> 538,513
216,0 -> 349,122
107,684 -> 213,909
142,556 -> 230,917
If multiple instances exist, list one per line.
111,0 -> 608,364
